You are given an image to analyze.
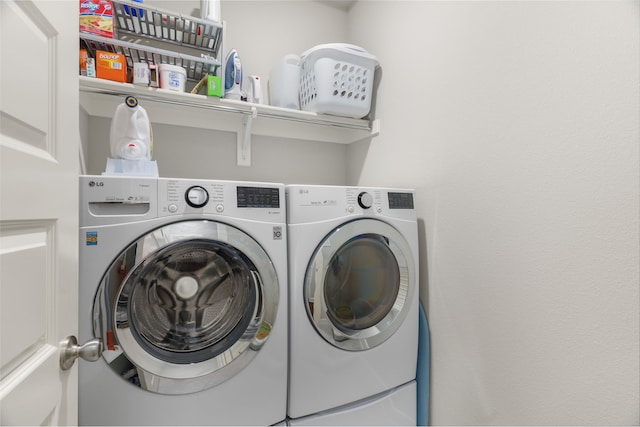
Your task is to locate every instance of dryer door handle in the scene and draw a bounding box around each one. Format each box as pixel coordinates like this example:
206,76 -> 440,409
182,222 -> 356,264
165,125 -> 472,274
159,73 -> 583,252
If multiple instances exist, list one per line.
59,336 -> 103,371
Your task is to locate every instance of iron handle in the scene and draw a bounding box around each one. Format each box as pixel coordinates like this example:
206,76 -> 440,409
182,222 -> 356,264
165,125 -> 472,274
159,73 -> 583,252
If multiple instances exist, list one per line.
59,335 -> 103,370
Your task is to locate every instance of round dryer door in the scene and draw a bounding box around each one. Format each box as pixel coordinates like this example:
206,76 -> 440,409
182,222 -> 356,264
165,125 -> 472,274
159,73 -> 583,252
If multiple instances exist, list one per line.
304,218 -> 416,351
92,220 -> 279,395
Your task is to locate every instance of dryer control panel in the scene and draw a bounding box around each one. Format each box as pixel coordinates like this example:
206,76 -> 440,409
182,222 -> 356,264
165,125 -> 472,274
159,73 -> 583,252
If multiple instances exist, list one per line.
286,185 -> 417,224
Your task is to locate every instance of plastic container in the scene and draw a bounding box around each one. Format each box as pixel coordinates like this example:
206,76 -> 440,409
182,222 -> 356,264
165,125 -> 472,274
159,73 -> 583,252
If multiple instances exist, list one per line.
158,64 -> 187,92
122,0 -> 144,18
299,44 -> 379,118
269,54 -> 300,109
133,62 -> 150,85
109,96 -> 153,160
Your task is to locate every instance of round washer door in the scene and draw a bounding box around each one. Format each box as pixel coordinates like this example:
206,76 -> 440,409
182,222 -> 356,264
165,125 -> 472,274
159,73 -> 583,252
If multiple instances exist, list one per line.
92,220 -> 279,395
304,218 -> 416,351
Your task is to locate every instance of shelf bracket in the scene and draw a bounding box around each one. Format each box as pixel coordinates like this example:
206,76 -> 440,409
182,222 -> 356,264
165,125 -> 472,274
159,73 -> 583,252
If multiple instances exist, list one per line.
371,119 -> 381,138
237,107 -> 257,167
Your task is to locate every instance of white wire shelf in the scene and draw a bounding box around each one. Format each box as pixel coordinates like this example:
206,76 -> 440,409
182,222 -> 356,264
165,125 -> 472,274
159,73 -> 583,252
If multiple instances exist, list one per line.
111,0 -> 222,55
80,33 -> 220,82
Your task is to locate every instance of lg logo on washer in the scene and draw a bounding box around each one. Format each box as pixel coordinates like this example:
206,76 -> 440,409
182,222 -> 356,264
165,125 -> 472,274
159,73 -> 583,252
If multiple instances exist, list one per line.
88,180 -> 152,189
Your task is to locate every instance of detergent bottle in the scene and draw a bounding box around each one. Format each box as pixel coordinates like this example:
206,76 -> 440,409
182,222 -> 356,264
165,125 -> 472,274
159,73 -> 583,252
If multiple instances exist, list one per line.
109,96 -> 153,160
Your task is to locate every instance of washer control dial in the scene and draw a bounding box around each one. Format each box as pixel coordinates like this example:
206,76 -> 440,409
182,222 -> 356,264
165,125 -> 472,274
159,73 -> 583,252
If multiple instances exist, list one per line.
185,186 -> 209,208
357,192 -> 373,209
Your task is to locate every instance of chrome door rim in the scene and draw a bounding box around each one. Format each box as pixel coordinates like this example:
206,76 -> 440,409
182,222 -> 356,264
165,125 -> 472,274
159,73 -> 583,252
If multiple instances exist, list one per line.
304,219 -> 415,351
92,219 -> 279,394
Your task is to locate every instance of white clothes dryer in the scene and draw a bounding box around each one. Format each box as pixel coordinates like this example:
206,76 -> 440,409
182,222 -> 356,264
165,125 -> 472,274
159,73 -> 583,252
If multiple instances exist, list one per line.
78,176 -> 288,426
286,185 -> 419,420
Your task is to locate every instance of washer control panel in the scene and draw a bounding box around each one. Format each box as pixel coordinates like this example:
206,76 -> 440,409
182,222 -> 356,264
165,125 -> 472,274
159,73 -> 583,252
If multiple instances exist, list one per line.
160,179 -> 224,215
80,176 -> 286,224
158,178 -> 284,222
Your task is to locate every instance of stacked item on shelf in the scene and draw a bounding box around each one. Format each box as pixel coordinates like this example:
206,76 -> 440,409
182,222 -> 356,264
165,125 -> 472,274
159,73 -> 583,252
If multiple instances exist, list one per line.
268,43 -> 381,119
79,0 -> 223,94
299,43 -> 380,119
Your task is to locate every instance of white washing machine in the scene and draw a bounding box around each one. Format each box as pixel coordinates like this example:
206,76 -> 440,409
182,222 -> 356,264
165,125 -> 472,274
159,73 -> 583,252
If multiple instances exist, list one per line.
286,185 -> 419,422
78,175 -> 288,425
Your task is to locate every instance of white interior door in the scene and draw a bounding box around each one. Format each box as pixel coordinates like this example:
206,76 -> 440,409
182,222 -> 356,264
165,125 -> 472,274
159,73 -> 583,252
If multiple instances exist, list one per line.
0,0 -> 79,424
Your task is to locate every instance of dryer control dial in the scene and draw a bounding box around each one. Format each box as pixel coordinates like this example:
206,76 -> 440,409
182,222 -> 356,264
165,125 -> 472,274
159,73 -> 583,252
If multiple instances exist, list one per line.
185,186 -> 209,208
358,192 -> 373,209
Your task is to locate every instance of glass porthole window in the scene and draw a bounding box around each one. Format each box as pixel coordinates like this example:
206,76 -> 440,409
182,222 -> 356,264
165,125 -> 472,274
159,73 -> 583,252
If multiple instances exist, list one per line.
123,240 -> 257,364
304,219 -> 415,351
323,235 -> 400,332
93,220 -> 279,395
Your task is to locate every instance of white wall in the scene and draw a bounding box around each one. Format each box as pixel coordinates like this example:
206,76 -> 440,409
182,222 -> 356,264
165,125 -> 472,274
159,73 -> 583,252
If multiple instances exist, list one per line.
348,1 -> 640,425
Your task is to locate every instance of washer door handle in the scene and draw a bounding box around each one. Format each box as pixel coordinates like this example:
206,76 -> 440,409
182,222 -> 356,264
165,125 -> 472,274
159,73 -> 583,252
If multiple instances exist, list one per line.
59,336 -> 103,371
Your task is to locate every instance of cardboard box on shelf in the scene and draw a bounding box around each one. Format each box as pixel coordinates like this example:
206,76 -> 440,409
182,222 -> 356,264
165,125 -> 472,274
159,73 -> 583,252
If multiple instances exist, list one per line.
80,49 -> 88,76
207,75 -> 222,97
79,0 -> 115,38
96,50 -> 126,82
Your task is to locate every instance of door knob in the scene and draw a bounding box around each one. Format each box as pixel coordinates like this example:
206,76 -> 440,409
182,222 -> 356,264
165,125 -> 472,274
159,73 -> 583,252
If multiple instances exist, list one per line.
59,335 -> 103,370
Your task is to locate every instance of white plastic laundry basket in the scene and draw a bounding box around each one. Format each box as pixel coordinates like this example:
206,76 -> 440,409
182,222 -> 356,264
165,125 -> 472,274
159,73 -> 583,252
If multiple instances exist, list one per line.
299,44 -> 379,119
